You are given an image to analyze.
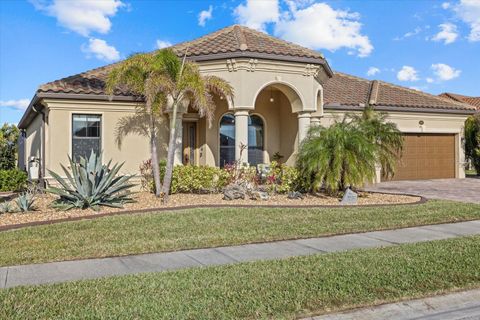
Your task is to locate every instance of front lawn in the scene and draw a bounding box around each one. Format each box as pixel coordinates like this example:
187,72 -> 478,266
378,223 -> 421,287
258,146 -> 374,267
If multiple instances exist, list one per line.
1,235 -> 479,319
1,200 -> 479,267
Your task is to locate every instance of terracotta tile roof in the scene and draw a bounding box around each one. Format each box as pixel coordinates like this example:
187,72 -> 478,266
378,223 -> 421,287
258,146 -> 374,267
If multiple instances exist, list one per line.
439,92 -> 480,110
171,25 -> 326,60
37,25 -> 327,96
324,72 -> 475,111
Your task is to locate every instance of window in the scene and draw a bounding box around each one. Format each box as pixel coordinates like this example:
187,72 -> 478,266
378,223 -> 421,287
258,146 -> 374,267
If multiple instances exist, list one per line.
248,115 -> 264,166
72,114 -> 101,161
219,114 -> 235,168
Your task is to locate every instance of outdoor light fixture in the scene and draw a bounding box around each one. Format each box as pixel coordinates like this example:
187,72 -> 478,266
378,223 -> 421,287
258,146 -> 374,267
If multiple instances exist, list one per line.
269,87 -> 274,103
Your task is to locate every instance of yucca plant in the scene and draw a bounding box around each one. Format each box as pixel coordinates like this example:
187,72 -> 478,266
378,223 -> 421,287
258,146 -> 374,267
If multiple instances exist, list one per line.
47,151 -> 136,210
16,191 -> 35,212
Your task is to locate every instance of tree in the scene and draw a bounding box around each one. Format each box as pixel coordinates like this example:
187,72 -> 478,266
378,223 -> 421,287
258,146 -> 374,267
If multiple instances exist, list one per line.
107,49 -> 234,201
155,50 -> 234,202
0,123 -> 20,170
297,118 -> 377,194
349,106 -> 403,180
297,107 -> 403,195
465,114 -> 480,175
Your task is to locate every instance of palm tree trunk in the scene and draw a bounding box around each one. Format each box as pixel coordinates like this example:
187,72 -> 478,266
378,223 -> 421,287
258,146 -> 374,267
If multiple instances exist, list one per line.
161,110 -> 178,203
150,116 -> 162,197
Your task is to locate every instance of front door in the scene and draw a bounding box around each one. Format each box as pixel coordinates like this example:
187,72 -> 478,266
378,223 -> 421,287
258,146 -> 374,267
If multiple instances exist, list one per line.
182,122 -> 196,165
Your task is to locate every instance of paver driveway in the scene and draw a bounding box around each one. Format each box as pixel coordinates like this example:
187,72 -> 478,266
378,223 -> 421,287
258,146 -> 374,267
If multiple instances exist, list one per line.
365,177 -> 480,203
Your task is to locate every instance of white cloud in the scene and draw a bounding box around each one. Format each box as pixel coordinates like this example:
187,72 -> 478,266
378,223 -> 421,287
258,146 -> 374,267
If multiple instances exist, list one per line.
397,66 -> 419,82
234,0 -> 279,32
366,67 -> 380,76
454,0 -> 480,41
274,3 -> 373,57
31,0 -> 124,37
431,63 -> 461,81
426,77 -> 434,83
156,40 -> 172,49
394,26 -> 422,40
81,38 -> 120,61
431,23 -> 458,44
441,2 -> 451,9
0,99 -> 30,111
198,5 -> 213,27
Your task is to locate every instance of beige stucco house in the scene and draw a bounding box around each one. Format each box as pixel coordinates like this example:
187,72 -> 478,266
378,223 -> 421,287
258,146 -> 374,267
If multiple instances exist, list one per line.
18,25 -> 477,185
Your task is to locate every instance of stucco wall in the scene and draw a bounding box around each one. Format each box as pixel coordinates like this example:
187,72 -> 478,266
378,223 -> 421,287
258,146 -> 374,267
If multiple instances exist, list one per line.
42,99 -> 169,184
25,113 -> 42,165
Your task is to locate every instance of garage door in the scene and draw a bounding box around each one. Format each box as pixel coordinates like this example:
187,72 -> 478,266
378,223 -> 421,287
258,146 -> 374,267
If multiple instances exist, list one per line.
385,133 -> 456,181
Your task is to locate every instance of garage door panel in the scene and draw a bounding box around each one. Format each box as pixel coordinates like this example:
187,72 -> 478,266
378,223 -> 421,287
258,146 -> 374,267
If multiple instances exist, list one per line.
384,133 -> 455,181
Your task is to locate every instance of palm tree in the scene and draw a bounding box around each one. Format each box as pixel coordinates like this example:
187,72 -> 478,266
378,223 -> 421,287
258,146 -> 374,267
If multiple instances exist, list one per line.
155,49 -> 234,202
107,49 -> 234,201
297,118 -> 377,195
349,106 -> 403,180
106,52 -> 170,196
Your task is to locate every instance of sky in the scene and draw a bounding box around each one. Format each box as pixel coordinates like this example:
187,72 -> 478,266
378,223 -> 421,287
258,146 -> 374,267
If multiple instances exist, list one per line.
1,0 -> 479,124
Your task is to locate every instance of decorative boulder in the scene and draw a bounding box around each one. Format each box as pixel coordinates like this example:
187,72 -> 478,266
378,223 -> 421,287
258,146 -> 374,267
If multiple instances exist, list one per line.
223,184 -> 246,200
287,191 -> 304,200
250,190 -> 270,201
340,188 -> 358,205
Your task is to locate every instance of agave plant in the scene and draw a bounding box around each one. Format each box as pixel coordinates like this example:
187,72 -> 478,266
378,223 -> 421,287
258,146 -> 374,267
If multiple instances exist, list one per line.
0,201 -> 15,214
47,151 -> 136,210
16,191 -> 35,212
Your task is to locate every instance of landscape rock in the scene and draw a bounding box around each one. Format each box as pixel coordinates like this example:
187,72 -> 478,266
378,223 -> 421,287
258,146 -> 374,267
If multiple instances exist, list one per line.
340,188 -> 358,205
250,191 -> 270,201
223,184 -> 246,200
287,191 -> 304,200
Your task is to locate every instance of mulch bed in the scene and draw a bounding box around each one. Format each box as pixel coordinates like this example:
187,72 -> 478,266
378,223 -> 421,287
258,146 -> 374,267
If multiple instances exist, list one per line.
0,191 -> 423,231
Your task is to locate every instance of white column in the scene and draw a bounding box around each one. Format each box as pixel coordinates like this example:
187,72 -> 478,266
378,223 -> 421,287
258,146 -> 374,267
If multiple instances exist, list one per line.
310,116 -> 322,127
171,112 -> 183,165
234,109 -> 249,164
297,111 -> 312,146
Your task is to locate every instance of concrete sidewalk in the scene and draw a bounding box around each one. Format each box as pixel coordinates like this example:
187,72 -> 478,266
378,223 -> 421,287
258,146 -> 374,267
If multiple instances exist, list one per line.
1,220 -> 479,289
308,288 -> 480,320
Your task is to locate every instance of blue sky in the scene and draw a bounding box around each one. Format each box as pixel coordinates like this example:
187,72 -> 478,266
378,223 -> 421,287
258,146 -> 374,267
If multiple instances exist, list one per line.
1,0 -> 479,124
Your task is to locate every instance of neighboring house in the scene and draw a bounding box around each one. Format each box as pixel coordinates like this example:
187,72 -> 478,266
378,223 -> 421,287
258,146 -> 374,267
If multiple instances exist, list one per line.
439,93 -> 480,111
18,25 -> 476,185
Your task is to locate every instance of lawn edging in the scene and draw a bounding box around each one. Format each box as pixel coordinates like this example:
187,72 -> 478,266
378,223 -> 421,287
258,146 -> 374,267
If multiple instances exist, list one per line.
0,193 -> 427,232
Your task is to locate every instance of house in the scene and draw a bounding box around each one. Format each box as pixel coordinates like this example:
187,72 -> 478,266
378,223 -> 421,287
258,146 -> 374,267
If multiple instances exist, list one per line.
18,25 -> 476,185
439,93 -> 480,111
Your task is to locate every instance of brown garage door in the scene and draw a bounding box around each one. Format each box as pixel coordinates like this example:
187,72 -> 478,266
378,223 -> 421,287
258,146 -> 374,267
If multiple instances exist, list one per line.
385,133 -> 455,181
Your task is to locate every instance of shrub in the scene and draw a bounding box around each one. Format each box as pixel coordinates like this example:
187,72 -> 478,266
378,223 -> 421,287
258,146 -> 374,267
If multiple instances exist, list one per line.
465,114 -> 480,175
47,152 -> 136,210
157,164 -> 230,194
267,161 -> 301,193
0,169 -> 27,192
0,201 -> 15,214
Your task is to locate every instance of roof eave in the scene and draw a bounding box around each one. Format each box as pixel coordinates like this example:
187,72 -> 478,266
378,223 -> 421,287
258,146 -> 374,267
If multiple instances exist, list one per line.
324,103 -> 476,115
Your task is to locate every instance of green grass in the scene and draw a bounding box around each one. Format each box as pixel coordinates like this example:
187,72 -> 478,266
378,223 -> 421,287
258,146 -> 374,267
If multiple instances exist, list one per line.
1,200 -> 480,267
1,235 -> 479,319
466,169 -> 478,176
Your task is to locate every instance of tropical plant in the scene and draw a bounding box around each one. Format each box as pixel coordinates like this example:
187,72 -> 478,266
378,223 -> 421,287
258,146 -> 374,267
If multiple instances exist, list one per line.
16,191 -> 35,212
0,201 -> 15,214
297,119 -> 377,195
0,123 -> 20,170
349,106 -> 403,179
107,49 -> 234,202
46,151 -> 135,210
465,114 -> 480,175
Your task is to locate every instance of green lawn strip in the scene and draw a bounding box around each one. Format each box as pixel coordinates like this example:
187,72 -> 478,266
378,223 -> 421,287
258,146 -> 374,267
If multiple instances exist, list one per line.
1,200 -> 480,267
1,236 -> 479,319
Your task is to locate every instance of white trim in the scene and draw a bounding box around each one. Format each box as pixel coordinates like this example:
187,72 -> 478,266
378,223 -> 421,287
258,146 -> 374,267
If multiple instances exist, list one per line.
217,112 -> 235,167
